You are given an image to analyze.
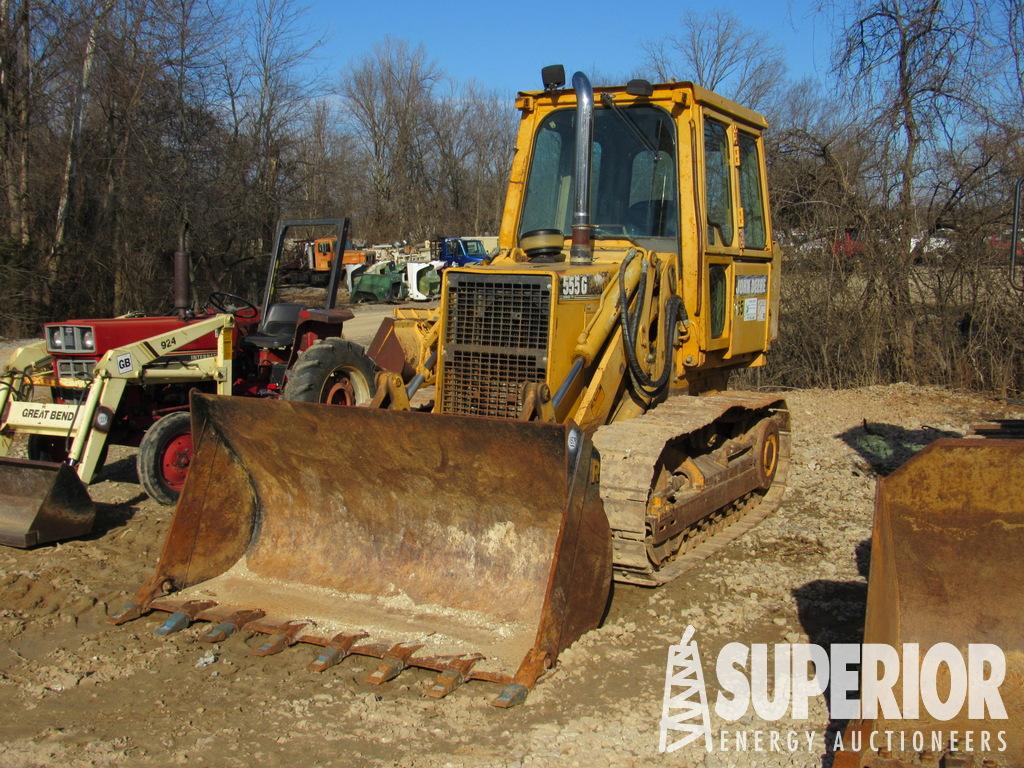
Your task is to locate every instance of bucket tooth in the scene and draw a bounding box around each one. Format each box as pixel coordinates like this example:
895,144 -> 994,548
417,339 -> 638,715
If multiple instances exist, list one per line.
108,601 -> 146,625
251,621 -> 307,657
200,609 -> 265,644
365,643 -> 422,685
492,683 -> 529,709
153,600 -> 216,636
252,633 -> 288,657
154,611 -> 191,636
201,622 -> 234,643
426,669 -> 463,699
309,631 -> 368,673
425,655 -> 483,699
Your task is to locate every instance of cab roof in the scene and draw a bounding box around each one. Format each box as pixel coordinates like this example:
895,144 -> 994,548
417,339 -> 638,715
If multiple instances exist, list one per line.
516,80 -> 768,130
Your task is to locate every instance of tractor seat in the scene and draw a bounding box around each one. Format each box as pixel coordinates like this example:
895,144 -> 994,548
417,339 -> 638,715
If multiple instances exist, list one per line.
242,302 -> 304,349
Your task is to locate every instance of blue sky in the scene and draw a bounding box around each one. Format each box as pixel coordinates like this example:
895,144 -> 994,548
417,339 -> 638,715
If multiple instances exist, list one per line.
302,0 -> 837,97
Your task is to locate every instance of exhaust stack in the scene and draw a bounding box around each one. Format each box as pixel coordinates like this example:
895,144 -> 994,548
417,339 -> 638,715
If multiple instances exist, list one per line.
173,250 -> 191,319
570,71 -> 594,265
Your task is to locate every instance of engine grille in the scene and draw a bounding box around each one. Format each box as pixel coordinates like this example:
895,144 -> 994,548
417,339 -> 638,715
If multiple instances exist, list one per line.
440,272 -> 551,418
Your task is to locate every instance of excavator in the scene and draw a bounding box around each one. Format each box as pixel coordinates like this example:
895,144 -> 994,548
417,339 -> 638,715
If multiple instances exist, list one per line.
110,66 -> 790,706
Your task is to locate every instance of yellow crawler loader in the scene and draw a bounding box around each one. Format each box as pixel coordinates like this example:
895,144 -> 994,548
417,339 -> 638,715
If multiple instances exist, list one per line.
111,67 -> 790,706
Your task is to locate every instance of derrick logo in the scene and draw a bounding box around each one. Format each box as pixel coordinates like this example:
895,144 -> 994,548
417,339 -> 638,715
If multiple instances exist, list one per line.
658,625 -> 1009,755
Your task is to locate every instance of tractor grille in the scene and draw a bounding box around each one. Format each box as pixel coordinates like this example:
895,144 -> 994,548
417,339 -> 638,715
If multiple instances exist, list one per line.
56,359 -> 96,381
441,272 -> 551,418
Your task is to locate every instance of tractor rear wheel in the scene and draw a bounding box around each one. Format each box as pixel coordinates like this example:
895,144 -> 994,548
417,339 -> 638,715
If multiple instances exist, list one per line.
283,338 -> 377,406
138,411 -> 192,505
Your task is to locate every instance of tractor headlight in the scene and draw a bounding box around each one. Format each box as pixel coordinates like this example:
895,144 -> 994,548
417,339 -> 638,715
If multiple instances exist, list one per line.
45,324 -> 94,352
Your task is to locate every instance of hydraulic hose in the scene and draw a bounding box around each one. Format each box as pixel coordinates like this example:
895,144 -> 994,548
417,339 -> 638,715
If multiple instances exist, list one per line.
0,366 -> 35,401
618,250 -> 681,398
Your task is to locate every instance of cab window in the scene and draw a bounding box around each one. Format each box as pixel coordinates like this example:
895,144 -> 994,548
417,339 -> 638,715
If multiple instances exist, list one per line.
704,118 -> 733,247
738,133 -> 766,249
520,106 -> 677,243
709,264 -> 727,337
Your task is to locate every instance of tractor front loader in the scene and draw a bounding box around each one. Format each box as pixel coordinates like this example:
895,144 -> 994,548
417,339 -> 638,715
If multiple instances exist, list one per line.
113,68 -> 790,705
0,217 -> 380,547
0,314 -> 234,547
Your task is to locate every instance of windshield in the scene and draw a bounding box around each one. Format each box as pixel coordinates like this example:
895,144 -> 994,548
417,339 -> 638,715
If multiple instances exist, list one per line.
519,106 -> 678,242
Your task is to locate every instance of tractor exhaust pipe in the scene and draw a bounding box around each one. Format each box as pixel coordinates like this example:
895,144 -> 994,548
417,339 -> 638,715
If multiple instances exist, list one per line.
570,71 -> 594,265
173,250 -> 191,319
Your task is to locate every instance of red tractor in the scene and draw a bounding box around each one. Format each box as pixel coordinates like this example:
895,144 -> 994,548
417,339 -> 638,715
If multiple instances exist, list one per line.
0,218 -> 379,546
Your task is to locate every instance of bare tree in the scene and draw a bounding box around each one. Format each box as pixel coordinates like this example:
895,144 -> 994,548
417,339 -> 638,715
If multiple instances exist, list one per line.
0,0 -> 34,245
341,39 -> 441,241
644,10 -> 787,111
51,0 -> 113,260
244,0 -> 318,246
462,82 -> 516,234
833,0 -> 986,376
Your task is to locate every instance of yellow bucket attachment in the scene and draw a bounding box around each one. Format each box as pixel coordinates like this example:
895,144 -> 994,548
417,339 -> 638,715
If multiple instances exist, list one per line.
836,438 -> 1024,767
0,457 -> 95,547
113,393 -> 612,705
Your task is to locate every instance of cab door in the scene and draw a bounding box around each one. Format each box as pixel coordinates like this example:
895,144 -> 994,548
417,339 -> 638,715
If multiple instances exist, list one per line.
699,109 -> 774,359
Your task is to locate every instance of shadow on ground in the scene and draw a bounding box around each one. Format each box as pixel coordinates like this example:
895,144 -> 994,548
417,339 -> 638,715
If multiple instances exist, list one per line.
95,455 -> 138,484
792,538 -> 871,768
838,422 -> 959,475
86,494 -> 146,539
83,455 -> 145,538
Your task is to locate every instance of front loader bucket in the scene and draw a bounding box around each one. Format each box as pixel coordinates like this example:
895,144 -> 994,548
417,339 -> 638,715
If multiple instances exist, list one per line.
116,393 -> 612,703
0,458 -> 95,547
836,438 -> 1024,767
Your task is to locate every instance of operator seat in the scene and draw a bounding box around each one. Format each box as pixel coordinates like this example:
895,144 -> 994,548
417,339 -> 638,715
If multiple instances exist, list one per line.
242,302 -> 303,350
626,200 -> 677,238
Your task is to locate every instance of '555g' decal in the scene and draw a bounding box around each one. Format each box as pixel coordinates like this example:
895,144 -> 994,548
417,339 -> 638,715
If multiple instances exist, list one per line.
560,273 -> 604,300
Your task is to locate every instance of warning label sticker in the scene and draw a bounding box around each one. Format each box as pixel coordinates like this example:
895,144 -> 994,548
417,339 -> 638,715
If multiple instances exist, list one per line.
743,298 -> 758,321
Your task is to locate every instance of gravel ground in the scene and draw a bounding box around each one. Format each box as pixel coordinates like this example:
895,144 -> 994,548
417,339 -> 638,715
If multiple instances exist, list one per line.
1,321 -> 1020,766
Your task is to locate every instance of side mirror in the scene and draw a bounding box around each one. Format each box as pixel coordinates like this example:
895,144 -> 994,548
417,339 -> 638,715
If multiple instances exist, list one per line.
541,64 -> 566,91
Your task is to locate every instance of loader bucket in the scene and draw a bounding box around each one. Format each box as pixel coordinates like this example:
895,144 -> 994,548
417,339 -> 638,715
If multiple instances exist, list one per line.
835,438 -> 1024,767
0,457 -> 95,547
117,393 -> 612,702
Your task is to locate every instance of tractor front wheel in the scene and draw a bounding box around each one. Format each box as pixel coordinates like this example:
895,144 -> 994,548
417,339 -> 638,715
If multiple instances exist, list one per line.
138,411 -> 193,505
283,338 -> 377,406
